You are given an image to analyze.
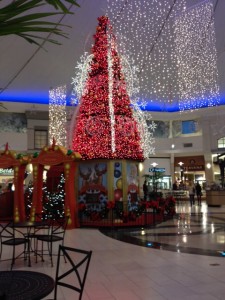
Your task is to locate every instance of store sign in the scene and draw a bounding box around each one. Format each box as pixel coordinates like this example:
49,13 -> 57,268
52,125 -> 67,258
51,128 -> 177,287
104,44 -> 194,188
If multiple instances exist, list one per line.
149,168 -> 165,173
187,165 -> 204,171
0,168 -> 14,176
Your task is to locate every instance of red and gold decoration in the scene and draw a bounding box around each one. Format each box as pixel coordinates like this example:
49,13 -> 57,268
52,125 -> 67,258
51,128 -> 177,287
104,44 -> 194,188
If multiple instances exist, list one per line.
0,143 -> 28,222
30,139 -> 81,228
72,16 -> 144,161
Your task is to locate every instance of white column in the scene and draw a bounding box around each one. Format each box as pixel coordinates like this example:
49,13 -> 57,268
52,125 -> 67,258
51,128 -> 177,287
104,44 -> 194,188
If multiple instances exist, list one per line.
170,153 -> 175,186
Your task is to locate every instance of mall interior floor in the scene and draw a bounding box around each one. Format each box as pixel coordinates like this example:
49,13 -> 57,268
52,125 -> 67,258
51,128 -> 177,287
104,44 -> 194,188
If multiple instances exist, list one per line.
1,201 -> 225,299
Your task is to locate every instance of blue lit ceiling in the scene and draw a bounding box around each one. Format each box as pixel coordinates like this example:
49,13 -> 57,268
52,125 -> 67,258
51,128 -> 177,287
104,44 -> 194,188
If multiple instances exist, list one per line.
0,0 -> 225,113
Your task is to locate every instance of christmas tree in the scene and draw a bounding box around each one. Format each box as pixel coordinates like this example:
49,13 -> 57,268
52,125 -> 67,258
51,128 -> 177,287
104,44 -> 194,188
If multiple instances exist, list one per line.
42,174 -> 65,220
72,16 -> 144,160
24,180 -> 34,219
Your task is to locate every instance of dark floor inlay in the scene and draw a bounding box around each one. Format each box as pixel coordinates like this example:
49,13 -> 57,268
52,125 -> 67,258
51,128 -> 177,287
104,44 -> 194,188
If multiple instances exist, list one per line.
100,207 -> 225,257
100,225 -> 225,257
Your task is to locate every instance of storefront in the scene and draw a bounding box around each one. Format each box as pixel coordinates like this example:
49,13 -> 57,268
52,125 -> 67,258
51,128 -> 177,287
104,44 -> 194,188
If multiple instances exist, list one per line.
0,168 -> 14,192
143,157 -> 172,191
174,156 -> 205,188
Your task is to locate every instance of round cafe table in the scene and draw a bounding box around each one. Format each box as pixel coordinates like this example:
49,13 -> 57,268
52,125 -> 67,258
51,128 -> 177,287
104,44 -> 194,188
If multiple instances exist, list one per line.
0,270 -> 55,300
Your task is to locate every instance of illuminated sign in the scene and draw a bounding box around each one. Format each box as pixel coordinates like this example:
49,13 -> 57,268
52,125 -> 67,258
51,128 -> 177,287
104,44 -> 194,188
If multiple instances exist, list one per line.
149,168 -> 165,173
187,165 -> 204,171
0,168 -> 14,176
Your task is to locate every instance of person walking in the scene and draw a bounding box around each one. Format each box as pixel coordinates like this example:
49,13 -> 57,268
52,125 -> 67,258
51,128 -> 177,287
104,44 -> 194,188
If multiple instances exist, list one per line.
189,183 -> 195,206
172,181 -> 178,190
195,181 -> 202,205
143,180 -> 148,200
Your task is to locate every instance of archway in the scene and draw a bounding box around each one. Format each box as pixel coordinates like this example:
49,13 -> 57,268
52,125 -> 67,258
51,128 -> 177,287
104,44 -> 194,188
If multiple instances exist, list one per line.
30,141 -> 81,228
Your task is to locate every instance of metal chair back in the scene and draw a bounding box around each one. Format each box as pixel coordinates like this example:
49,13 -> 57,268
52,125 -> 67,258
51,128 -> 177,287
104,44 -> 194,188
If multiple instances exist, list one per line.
54,245 -> 92,300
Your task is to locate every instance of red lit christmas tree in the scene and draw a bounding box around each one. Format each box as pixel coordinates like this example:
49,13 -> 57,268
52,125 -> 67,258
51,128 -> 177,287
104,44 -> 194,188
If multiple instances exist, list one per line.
72,16 -> 144,160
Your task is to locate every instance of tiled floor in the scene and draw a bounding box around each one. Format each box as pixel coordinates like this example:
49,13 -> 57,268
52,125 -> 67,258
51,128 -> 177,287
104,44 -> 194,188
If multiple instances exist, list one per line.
1,201 -> 225,299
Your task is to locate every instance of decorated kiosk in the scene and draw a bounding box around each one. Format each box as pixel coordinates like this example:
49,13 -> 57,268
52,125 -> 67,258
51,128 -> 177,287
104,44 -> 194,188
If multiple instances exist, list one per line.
0,143 -> 28,222
30,139 -> 81,228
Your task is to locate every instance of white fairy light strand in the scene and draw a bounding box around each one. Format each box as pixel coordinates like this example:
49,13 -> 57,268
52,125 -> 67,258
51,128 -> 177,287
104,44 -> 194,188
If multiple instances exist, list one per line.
107,33 -> 116,153
119,54 -> 156,157
106,0 -> 186,106
120,55 -> 140,99
174,0 -> 220,111
71,53 -> 93,105
49,85 -> 67,146
131,101 -> 156,157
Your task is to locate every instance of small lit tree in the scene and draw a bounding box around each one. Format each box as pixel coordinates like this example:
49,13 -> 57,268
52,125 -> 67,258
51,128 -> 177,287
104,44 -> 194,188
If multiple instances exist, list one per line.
24,180 -> 34,219
42,174 -> 65,219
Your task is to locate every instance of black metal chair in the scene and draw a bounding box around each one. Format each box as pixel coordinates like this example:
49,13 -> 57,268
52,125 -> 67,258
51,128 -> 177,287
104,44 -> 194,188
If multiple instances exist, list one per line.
26,213 -> 51,252
53,245 -> 92,300
35,216 -> 69,266
0,222 -> 30,269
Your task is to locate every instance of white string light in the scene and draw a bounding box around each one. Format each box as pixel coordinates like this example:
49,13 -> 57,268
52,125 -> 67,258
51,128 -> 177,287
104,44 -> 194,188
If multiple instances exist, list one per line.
175,0 -> 220,111
71,53 -> 93,105
106,0 -> 186,106
107,32 -> 116,153
119,54 -> 156,157
49,85 -> 67,146
131,103 -> 156,157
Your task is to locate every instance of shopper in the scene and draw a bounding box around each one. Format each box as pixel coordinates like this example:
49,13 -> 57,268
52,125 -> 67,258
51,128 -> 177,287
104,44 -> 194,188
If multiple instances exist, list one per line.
143,180 -> 148,200
195,182 -> 202,205
189,183 -> 195,206
172,181 -> 178,190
